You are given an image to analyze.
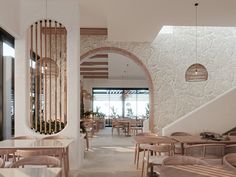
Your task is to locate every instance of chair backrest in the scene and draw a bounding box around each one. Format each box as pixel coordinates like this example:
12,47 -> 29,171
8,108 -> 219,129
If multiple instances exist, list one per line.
170,132 -> 191,136
0,158 -> 5,168
12,136 -> 35,139
163,155 -> 208,165
223,153 -> 236,172
185,144 -> 225,159
148,144 -> 173,154
225,144 -> 236,154
10,155 -> 60,168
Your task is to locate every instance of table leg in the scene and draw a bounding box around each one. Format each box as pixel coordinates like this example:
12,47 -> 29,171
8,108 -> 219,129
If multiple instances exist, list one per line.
65,147 -> 70,176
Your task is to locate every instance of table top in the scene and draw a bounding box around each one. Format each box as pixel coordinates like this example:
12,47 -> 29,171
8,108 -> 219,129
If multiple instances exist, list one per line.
158,165 -> 236,177
171,136 -> 236,144
0,168 -> 61,177
133,135 -> 177,144
0,139 -> 73,149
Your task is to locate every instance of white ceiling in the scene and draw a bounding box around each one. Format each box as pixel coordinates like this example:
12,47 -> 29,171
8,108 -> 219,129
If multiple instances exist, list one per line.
79,0 -> 236,42
108,53 -> 146,80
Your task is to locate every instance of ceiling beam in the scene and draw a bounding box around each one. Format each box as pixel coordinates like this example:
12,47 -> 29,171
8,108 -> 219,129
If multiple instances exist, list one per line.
80,28 -> 107,35
80,67 -> 108,71
90,54 -> 108,59
83,76 -> 108,79
81,62 -> 108,66
80,72 -> 108,75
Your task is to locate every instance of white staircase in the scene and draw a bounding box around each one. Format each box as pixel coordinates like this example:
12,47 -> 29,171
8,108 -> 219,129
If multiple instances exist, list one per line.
162,87 -> 236,136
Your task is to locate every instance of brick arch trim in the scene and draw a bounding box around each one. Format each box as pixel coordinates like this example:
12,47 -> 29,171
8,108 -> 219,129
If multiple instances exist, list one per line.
80,47 -> 155,132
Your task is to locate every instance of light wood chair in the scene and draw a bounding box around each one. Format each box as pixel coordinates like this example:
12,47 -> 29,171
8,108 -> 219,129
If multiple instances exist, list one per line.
111,119 -> 125,136
9,155 -> 60,168
130,119 -> 144,135
162,155 -> 208,165
170,132 -> 191,154
223,153 -> 236,172
229,131 -> 236,136
142,143 -> 173,177
133,133 -> 157,169
185,144 -> 225,164
225,144 -> 236,154
0,158 -> 5,168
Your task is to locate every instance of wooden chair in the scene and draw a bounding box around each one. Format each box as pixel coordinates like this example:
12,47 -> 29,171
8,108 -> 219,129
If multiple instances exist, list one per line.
229,131 -> 236,136
223,153 -> 236,172
133,133 -> 157,169
142,143 -> 173,177
111,119 -> 125,136
170,132 -> 191,154
225,144 -> 236,154
130,119 -> 144,135
0,158 -> 5,168
9,155 -> 60,168
185,144 -> 225,164
162,155 -> 208,165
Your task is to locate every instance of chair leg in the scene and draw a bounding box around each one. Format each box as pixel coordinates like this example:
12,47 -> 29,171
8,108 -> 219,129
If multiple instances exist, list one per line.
141,150 -> 146,177
134,144 -> 138,164
137,146 -> 141,169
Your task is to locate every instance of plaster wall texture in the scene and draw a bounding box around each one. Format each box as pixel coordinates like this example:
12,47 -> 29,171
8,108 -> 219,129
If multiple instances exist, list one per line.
81,26 -> 236,133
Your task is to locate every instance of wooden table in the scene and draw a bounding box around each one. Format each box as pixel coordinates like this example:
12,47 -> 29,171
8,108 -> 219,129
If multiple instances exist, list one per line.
158,165 -> 236,177
0,168 -> 61,177
116,120 -> 131,136
171,136 -> 236,154
0,139 -> 73,177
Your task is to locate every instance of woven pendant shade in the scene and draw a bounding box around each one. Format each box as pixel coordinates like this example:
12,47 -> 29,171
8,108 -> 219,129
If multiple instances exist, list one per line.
185,63 -> 208,82
185,2 -> 208,82
36,57 -> 59,77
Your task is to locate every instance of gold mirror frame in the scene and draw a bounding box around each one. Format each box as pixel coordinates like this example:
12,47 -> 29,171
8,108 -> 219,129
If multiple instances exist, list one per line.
28,19 -> 67,134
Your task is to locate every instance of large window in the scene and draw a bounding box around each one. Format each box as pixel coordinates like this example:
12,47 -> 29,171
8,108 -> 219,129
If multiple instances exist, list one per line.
93,88 -> 149,119
0,28 -> 15,140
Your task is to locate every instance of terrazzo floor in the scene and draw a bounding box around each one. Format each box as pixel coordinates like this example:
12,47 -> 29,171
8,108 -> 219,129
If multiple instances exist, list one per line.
70,128 -> 140,177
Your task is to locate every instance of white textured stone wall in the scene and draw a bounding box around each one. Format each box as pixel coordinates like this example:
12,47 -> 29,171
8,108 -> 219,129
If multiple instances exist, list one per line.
81,26 -> 236,133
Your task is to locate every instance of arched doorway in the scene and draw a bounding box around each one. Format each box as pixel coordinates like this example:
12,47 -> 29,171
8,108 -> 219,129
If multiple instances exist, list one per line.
80,47 -> 154,132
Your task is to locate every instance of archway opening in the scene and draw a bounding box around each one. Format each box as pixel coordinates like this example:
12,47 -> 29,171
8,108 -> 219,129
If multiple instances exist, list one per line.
80,47 -> 154,132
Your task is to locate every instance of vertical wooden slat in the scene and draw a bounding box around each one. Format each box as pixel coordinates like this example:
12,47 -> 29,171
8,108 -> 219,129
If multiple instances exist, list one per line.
44,20 -> 48,134
39,21 -> 43,133
64,31 -> 67,125
59,23 -> 62,131
30,25 -> 33,129
54,21 -> 58,133
49,20 -> 52,134
35,22 -> 38,131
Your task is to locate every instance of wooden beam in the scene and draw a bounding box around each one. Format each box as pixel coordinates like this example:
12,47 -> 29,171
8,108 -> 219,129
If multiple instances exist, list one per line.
80,72 -> 108,75
80,28 -> 107,35
80,67 -> 108,71
83,76 -> 108,79
90,54 -> 108,59
81,62 -> 108,66
41,27 -> 66,35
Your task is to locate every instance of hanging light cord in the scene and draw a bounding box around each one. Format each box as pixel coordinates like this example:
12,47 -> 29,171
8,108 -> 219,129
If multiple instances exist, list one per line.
45,0 -> 48,19
195,2 -> 198,65
195,2 -> 198,74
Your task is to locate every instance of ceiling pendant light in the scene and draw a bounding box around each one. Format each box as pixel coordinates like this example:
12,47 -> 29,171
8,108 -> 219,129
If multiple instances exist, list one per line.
185,2 -> 208,82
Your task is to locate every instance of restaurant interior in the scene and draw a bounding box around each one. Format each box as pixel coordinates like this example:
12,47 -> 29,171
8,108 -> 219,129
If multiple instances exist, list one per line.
0,0 -> 236,177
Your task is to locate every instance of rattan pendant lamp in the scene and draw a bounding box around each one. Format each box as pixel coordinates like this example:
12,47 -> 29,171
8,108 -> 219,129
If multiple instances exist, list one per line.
185,2 -> 208,82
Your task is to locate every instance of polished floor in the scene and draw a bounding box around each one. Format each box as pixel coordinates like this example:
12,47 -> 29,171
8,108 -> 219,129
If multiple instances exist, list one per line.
70,128 -> 140,177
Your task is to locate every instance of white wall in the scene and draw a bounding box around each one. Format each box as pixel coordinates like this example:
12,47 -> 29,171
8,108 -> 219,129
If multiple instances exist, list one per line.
162,87 -> 236,136
14,0 -> 81,169
0,0 -> 20,37
81,27 -> 236,133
